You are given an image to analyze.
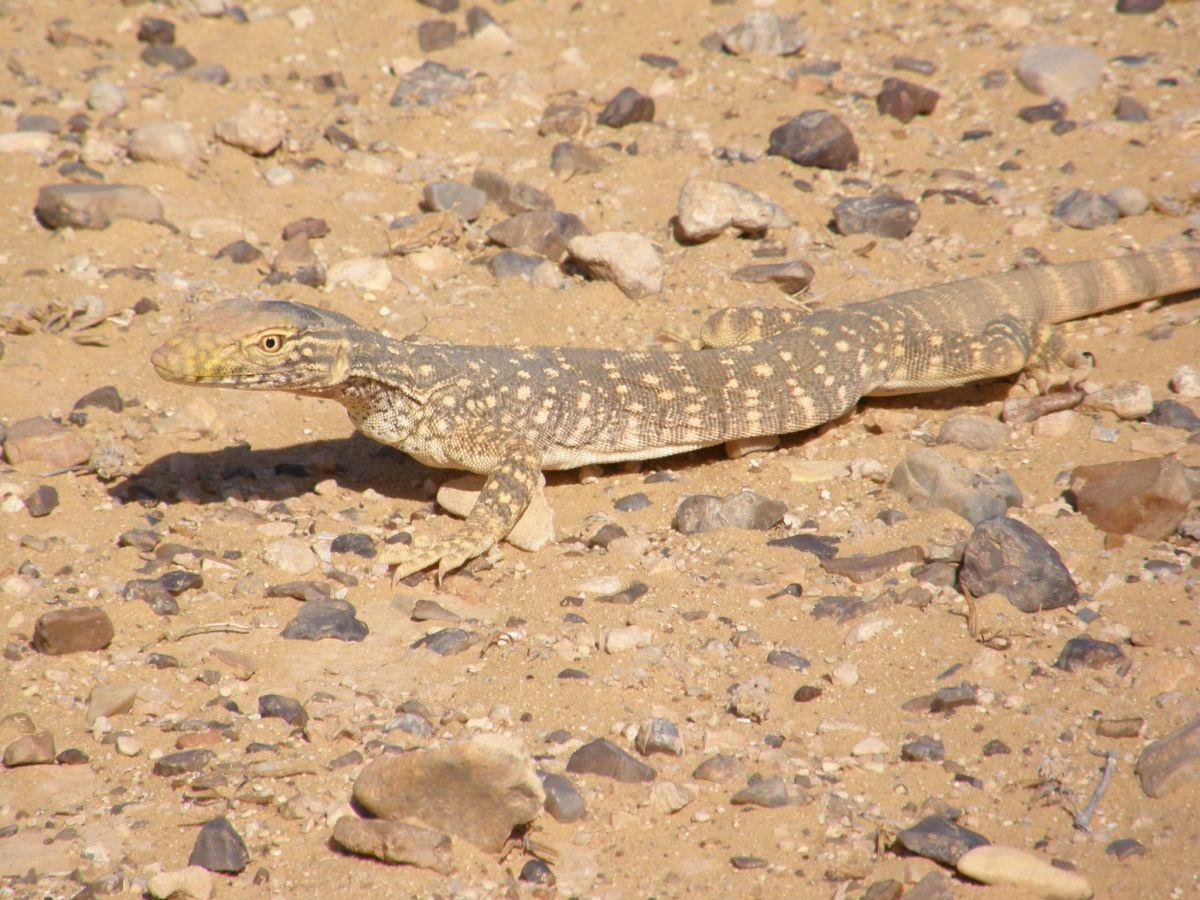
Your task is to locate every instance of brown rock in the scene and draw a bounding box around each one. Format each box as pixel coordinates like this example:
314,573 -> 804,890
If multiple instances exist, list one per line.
3,731 -> 56,767
352,735 -> 543,853
331,817 -> 452,873
876,77 -> 940,123
4,417 -> 91,468
821,545 -> 924,583
1070,457 -> 1193,540
32,607 -> 115,655
1137,716 -> 1200,798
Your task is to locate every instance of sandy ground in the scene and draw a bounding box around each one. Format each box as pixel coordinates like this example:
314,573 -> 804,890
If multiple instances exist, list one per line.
1,0 -> 1199,897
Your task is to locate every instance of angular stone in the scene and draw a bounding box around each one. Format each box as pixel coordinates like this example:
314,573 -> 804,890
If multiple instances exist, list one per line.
729,676 -> 771,722
214,101 -> 284,156
876,78 -> 940,123
766,649 -> 810,671
332,817 -> 452,873
35,181 -> 163,230
189,817 -> 249,874
960,517 -> 1079,613
1137,716 -> 1200,798
3,731 -> 56,767
821,545 -> 923,584
896,816 -> 990,867
154,748 -> 215,776
730,259 -> 814,294
487,210 -> 588,260
280,599 -> 368,642
956,845 -> 1093,899
4,417 -> 92,468
567,231 -> 663,298
214,239 -> 263,264
566,738 -> 656,783
412,627 -> 480,655
1070,457 -> 1192,540
353,735 -> 544,852
833,195 -> 920,239
1054,637 -> 1126,673
146,867 -> 212,900
635,718 -> 683,757
390,61 -> 473,108
129,121 -> 201,172
86,684 -> 138,724
675,178 -> 776,242
24,485 -> 58,518
673,489 -> 787,534
75,385 -> 124,413
937,415 -> 1007,451
550,141 -> 604,178
731,775 -> 789,808
767,110 -> 858,170
721,11 -> 804,56
901,736 -> 945,762
258,694 -> 308,729
32,607 -> 114,655
421,182 -> 486,221
1053,188 -> 1119,230
597,87 -> 654,128
1114,95 -> 1150,122
417,19 -> 457,52
891,449 -> 1021,525
471,167 -> 554,214
693,755 -> 741,782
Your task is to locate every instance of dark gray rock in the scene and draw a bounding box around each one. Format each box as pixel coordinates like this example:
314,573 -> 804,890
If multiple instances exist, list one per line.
214,240 -> 263,264
896,816 -> 989,866
123,578 -> 178,616
153,748 -> 215,776
258,694 -> 309,728
566,738 -> 656,783
731,774 -> 789,808
486,250 -> 543,281
539,771 -> 586,822
765,649 -> 809,671
1054,637 -> 1127,673
901,736 -> 945,762
767,532 -> 839,559
1018,99 -> 1067,123
1052,188 -> 1119,230
1116,0 -> 1163,11
635,718 -> 683,757
141,44 -> 196,71
331,532 -> 376,558
959,517 -> 1079,613
280,598 -> 369,642
613,492 -> 651,512
418,0 -> 459,10
1146,400 -> 1200,431
767,110 -> 859,170
597,87 -> 654,128
833,195 -> 920,239
24,485 -> 58,518
1114,95 -> 1149,122
137,17 -> 175,44
411,627 -> 480,655
486,210 -> 588,260
189,817 -> 249,874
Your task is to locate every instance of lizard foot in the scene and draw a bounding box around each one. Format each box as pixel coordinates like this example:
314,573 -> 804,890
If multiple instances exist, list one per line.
383,532 -> 495,587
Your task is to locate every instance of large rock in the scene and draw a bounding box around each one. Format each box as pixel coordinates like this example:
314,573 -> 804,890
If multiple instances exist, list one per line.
1137,716 -> 1200,799
34,184 -> 162,230
567,232 -> 663,298
32,607 -> 114,655
959,516 -> 1079,613
675,178 -> 777,242
891,449 -> 1021,525
352,735 -> 543,853
215,101 -> 284,156
1070,457 -> 1193,541
957,845 -> 1093,899
4,417 -> 91,468
767,110 -> 858,170
331,818 -> 452,873
128,121 -> 201,172
1017,44 -> 1105,101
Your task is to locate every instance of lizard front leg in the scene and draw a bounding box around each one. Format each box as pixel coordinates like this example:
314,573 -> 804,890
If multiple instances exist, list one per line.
384,433 -> 544,584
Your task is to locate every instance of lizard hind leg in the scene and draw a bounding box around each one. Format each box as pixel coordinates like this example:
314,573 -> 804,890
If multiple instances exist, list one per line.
1024,323 -> 1095,395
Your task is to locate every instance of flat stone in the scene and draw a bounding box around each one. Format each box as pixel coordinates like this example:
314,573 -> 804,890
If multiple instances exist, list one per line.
86,683 -> 138,724
731,775 -> 789,808
766,649 -> 810,671
263,536 -> 316,574
539,104 -> 592,139
353,734 -> 544,853
1070,457 -> 1192,540
32,607 -> 114,655
959,517 -> 1079,612
214,239 -> 263,264
280,598 -> 368,642
1054,636 -> 1127,673
597,87 -> 654,128
896,815 -> 990,867
282,216 -> 329,240
390,60 -> 473,108
567,231 -> 663,298
129,121 -> 201,172
539,771 -> 586,822
956,845 -> 1093,899
833,195 -> 920,239
3,732 -> 56,767
35,183 -> 163,230
488,210 -> 588,260
154,748 -> 215,776
675,178 -> 777,241
730,260 -> 814,293
412,628 -> 481,655
767,109 -> 859,170
417,19 -> 457,52
215,101 -> 284,156
6,417 -> 92,469
721,11 -> 804,56
550,141 -> 604,178
1017,44 -> 1105,101
1137,716 -> 1200,798
75,385 -> 124,414
142,44 -> 196,71
567,738 -> 656,783
693,754 -> 741,782
258,694 -> 308,728
937,415 -> 1007,451
901,736 -> 945,762
1054,187 -> 1120,230
331,817 -> 452,873
189,817 -> 249,874
821,545 -> 923,584
422,181 -> 486,221
673,489 -> 787,534
768,532 -> 840,559
471,167 -> 555,214
892,449 -> 1021,525
88,81 -> 127,115
876,77 -> 940,123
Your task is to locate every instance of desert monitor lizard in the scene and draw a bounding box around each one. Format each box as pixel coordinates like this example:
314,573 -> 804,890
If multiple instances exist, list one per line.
152,247 -> 1200,581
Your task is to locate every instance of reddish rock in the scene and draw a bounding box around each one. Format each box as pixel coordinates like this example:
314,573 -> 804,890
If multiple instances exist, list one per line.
1070,457 -> 1193,540
32,607 -> 115,655
3,417 -> 91,468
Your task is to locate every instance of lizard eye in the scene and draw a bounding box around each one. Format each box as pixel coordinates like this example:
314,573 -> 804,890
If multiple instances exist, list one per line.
259,334 -> 285,353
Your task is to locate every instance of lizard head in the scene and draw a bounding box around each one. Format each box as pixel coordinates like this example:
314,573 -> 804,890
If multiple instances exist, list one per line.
152,299 -> 363,392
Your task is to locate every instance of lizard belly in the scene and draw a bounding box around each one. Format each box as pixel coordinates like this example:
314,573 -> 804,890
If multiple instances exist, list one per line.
540,441 -> 715,470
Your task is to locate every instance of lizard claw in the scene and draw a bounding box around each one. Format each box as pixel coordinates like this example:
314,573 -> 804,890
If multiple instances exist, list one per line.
384,543 -> 441,587
383,533 -> 494,587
